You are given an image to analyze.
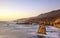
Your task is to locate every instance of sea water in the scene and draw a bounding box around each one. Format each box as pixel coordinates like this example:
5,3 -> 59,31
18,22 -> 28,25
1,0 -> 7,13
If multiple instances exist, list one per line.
0,22 -> 60,38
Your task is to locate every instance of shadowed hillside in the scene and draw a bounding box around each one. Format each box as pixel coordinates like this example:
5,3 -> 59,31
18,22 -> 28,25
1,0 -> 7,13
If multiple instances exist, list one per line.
38,9 -> 60,19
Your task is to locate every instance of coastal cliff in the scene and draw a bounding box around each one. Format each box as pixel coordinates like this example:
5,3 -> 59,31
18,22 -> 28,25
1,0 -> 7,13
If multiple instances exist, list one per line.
14,9 -> 60,27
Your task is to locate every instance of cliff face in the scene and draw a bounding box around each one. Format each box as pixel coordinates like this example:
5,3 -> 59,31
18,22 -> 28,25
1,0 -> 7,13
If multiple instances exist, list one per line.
37,9 -> 60,34
38,9 -> 60,28
29,9 -> 60,24
14,9 -> 60,25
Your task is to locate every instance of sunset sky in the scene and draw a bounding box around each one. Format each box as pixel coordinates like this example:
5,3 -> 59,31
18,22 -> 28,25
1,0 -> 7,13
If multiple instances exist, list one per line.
0,0 -> 60,21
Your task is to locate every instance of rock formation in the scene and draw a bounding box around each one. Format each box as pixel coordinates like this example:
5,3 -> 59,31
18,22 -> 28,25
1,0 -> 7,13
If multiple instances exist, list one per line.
14,9 -> 60,34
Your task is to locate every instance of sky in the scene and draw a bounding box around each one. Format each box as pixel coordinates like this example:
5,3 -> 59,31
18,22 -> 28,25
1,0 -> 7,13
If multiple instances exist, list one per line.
0,0 -> 60,21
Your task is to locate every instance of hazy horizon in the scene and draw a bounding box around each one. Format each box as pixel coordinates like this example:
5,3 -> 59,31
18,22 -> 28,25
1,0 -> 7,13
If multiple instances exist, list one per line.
0,0 -> 60,21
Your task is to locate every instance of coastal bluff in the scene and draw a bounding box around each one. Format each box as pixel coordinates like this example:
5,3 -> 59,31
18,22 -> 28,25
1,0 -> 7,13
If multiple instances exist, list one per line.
14,9 -> 60,28
14,9 -> 60,34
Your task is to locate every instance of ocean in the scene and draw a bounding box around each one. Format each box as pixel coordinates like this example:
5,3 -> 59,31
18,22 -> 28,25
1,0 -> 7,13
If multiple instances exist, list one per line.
0,22 -> 60,38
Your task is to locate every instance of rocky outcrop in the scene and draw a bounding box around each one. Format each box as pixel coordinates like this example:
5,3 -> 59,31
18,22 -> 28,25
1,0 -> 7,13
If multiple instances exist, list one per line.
53,18 -> 60,28
14,9 -> 60,34
37,24 -> 46,34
